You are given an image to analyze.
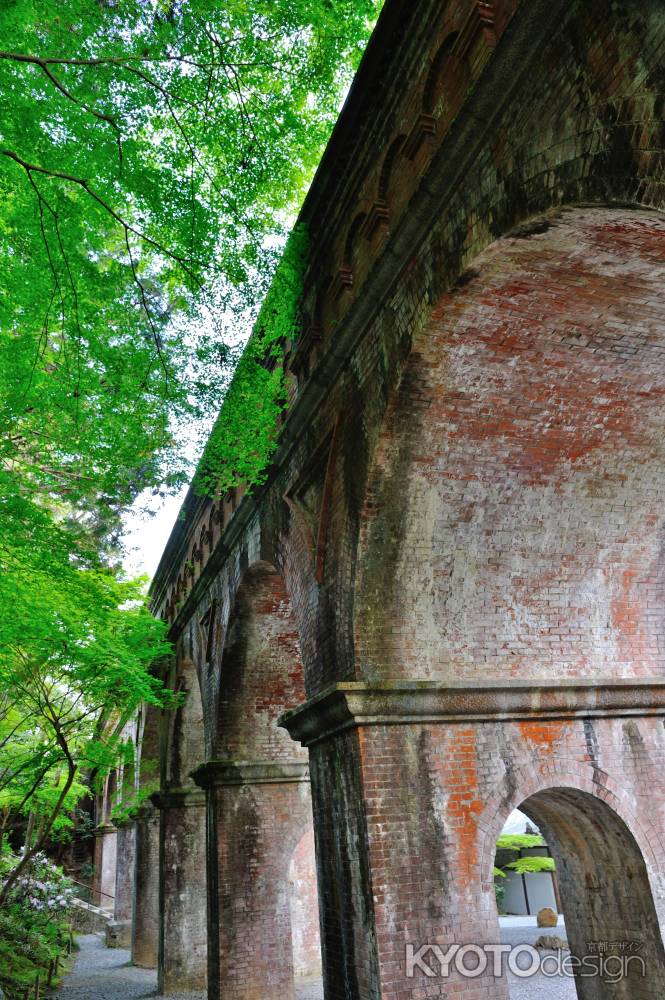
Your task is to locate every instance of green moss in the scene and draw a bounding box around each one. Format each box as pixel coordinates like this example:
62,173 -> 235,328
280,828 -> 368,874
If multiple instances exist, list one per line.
196,223 -> 309,497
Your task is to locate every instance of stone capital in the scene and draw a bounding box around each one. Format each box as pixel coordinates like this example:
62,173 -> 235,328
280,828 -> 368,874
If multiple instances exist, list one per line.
134,802 -> 160,822
279,678 -> 665,747
150,786 -> 206,810
190,759 -> 309,789
93,822 -> 116,836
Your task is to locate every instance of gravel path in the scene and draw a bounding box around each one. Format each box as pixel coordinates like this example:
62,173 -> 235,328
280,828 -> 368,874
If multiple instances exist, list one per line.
501,919 -> 576,1000
58,924 -> 578,1000
56,934 -> 321,1000
54,935 -> 204,1000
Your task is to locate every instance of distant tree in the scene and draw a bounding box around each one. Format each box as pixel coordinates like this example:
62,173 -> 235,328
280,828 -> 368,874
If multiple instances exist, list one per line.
0,484 -> 173,903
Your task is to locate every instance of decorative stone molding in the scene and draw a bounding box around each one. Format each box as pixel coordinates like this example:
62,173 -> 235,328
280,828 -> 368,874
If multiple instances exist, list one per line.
403,113 -> 437,171
456,0 -> 497,73
150,787 -> 206,810
361,200 -> 390,247
190,759 -> 310,789
93,823 -> 116,836
279,679 -> 665,747
328,266 -> 354,302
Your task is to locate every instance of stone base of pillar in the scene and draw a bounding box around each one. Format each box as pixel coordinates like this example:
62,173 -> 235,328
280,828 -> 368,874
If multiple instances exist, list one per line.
106,919 -> 132,949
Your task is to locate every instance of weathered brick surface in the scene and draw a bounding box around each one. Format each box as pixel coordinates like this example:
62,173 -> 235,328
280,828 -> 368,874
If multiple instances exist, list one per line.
137,0 -> 665,996
290,828 -> 322,981
160,800 -> 207,991
211,779 -> 315,1000
355,208 -> 665,682
350,715 -> 665,999
216,563 -> 308,763
183,561 -> 320,1000
132,704 -> 162,970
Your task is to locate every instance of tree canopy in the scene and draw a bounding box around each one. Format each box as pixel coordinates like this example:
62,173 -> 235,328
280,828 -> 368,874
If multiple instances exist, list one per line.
1,0 -> 381,525
0,0 -> 382,890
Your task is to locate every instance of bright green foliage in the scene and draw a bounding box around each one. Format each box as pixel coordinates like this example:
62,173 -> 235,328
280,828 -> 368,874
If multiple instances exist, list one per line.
0,0 -> 382,901
0,473 -> 174,901
506,855 -> 555,875
495,833 -> 556,877
0,848 -> 74,998
494,832 -> 556,911
0,0 -> 382,524
196,223 -> 309,495
497,833 -> 549,853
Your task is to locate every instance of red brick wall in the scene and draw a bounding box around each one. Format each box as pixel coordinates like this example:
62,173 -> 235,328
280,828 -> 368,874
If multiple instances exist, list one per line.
218,562 -> 308,763
289,828 -> 322,979
215,780 -> 314,1000
353,713 -> 665,999
161,801 -> 207,990
356,209 -> 665,683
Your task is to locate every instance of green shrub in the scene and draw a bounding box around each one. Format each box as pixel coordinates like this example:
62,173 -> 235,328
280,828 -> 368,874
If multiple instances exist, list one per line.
0,848 -> 74,999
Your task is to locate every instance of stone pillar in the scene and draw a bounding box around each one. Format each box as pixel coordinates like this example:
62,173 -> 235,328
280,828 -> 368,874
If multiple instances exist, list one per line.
132,805 -> 160,968
153,788 -> 207,993
92,824 -> 117,912
107,822 -> 135,948
193,760 -> 313,1000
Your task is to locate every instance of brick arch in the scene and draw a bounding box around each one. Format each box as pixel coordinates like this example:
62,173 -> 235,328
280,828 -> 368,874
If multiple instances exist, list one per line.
354,205 -> 665,684
217,559 -> 308,762
378,134 -> 407,204
479,765 -> 665,890
206,560 -> 320,1000
483,778 -> 665,998
343,210 -> 368,275
422,31 -> 464,114
166,655 -> 205,789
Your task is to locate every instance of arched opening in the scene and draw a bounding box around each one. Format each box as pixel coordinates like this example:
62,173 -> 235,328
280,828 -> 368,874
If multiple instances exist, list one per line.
209,562 -> 323,1000
378,134 -> 406,205
493,789 -> 665,999
422,32 -> 465,116
92,770 -> 117,912
494,810 -> 559,920
109,735 -> 137,948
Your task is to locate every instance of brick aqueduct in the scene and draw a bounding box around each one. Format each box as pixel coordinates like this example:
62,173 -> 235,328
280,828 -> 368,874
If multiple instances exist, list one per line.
95,0 -> 665,997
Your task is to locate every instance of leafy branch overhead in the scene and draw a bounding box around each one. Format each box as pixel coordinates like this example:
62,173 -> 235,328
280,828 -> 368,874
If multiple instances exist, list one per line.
0,0 -> 382,917
0,0 -> 382,521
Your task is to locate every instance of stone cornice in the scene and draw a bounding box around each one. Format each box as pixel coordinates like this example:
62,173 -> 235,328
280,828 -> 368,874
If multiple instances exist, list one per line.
150,787 -> 206,810
190,759 -> 309,789
279,679 -> 665,747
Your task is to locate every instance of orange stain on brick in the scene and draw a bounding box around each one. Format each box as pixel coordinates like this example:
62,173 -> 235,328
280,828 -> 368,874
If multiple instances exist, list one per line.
446,728 -> 483,883
517,720 -> 566,752
610,566 -> 650,670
